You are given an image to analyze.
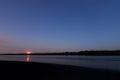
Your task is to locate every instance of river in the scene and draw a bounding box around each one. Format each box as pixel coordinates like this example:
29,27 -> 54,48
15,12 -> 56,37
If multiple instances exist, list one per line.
0,55 -> 120,71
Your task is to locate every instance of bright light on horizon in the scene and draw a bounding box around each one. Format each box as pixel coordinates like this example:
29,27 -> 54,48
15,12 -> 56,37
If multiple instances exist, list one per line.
26,49 -> 32,54
26,51 -> 31,54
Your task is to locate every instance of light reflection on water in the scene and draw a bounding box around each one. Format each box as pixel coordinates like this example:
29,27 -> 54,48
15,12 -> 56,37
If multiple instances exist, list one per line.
26,55 -> 30,62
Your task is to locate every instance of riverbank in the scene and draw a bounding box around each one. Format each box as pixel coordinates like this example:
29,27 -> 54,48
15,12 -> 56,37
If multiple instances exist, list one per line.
0,61 -> 120,80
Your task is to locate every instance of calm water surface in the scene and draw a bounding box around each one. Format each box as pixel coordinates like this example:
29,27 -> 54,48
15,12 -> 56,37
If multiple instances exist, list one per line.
0,55 -> 120,71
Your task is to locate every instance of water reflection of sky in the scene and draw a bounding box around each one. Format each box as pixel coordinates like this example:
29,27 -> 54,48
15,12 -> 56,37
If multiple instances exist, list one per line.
0,55 -> 120,71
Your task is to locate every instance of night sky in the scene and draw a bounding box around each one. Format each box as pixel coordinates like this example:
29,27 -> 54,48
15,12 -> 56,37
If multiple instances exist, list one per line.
0,0 -> 120,53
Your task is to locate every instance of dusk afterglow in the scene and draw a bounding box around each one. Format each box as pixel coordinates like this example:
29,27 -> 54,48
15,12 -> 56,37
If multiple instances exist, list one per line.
26,49 -> 32,54
0,0 -> 120,53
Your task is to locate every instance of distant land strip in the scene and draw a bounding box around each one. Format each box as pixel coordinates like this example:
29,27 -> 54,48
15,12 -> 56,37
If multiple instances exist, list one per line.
1,50 -> 120,56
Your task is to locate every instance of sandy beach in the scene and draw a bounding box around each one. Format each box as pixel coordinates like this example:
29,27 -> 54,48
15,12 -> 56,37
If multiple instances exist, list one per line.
0,61 -> 119,80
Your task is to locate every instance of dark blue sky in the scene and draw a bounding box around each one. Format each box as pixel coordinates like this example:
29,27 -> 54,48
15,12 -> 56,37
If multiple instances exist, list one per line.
0,0 -> 120,53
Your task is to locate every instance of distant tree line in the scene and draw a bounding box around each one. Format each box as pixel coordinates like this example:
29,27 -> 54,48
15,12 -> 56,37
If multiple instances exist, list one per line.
2,50 -> 120,56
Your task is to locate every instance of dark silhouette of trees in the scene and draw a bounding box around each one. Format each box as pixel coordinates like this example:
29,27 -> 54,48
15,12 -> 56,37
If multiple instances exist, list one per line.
2,50 -> 120,56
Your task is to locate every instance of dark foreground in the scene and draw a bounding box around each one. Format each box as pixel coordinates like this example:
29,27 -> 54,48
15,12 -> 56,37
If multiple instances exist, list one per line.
0,61 -> 120,80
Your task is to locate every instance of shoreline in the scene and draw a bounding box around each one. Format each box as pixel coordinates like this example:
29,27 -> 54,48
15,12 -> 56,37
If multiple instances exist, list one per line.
0,60 -> 120,80
1,50 -> 120,56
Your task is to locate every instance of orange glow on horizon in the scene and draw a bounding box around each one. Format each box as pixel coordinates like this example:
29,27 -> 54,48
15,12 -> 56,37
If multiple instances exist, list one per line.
26,49 -> 32,54
26,51 -> 31,54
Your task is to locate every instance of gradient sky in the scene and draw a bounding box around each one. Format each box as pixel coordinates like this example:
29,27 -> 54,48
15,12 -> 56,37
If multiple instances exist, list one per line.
0,0 -> 120,53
